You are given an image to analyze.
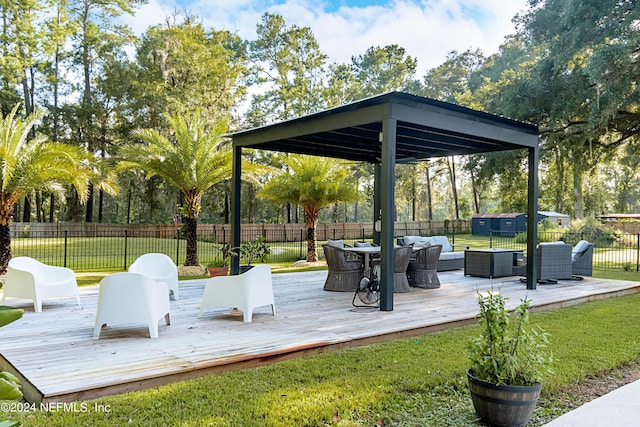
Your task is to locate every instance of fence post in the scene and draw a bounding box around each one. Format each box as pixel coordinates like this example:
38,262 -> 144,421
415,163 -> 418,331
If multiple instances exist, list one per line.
489,230 -> 493,248
63,229 -> 68,268
123,229 -> 128,271
636,233 -> 640,271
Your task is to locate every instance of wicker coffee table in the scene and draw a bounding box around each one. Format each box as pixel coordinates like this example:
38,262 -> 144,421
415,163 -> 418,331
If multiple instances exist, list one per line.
464,249 -> 520,279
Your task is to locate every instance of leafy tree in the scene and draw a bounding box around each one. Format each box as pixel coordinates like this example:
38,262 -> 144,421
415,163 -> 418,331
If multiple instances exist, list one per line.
119,111 -> 266,266
0,105 -> 91,271
132,14 -> 247,127
67,0 -> 142,222
421,48 -> 485,103
247,12 -> 328,125
259,155 -> 357,262
518,0 -> 640,217
351,44 -> 419,99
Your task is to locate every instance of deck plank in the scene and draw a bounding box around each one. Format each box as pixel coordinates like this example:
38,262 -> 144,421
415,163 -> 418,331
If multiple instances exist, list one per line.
1,269 -> 639,403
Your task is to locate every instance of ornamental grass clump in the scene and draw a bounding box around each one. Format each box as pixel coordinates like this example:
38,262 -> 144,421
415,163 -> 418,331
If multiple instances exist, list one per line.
468,292 -> 553,386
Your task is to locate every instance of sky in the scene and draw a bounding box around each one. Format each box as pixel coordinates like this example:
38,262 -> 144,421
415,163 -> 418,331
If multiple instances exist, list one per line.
122,0 -> 530,76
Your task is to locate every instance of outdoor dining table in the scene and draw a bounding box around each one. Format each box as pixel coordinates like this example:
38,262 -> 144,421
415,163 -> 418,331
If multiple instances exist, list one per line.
342,246 -> 381,272
343,245 -> 414,272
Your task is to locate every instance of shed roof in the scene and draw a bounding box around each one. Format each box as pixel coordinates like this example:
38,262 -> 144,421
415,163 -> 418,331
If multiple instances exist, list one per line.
473,213 -> 525,219
538,211 -> 570,218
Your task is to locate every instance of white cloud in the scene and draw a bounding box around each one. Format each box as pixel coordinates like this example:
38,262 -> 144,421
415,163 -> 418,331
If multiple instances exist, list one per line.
123,0 -> 529,76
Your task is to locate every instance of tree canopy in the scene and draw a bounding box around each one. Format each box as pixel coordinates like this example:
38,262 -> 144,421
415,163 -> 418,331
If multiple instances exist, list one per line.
0,1 -> 639,226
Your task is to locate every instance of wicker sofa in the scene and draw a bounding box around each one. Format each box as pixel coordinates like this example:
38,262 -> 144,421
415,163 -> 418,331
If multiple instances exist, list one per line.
397,235 -> 465,271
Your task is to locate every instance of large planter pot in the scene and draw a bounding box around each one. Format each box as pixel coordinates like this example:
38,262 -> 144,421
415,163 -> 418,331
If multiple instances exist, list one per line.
208,267 -> 228,277
467,370 -> 541,427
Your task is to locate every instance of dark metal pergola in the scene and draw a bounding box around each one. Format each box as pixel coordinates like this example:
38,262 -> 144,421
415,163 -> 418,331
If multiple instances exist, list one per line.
230,91 -> 540,311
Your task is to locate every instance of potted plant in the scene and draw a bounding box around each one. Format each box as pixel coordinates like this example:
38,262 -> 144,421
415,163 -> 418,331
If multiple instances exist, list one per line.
237,236 -> 271,273
207,244 -> 236,277
467,291 -> 552,427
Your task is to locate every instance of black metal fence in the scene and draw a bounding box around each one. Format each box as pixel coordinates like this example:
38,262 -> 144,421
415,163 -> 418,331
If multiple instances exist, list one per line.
490,230 -> 640,272
9,225 -> 461,272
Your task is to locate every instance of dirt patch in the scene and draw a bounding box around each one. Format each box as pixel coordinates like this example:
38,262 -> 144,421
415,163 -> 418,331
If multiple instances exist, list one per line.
555,360 -> 640,408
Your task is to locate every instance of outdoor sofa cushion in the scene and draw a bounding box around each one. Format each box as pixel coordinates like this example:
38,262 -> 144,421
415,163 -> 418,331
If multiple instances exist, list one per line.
572,240 -> 592,261
327,239 -> 345,248
400,235 -> 464,271
402,235 -> 435,248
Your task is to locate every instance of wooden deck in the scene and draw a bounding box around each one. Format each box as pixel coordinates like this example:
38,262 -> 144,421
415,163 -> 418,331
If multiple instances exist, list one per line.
1,269 -> 639,404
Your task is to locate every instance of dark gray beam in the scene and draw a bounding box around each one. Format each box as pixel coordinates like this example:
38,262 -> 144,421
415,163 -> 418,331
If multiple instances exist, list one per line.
373,164 -> 381,245
525,145 -> 539,289
392,103 -> 539,147
379,118 -> 397,311
233,104 -> 390,147
230,145 -> 242,275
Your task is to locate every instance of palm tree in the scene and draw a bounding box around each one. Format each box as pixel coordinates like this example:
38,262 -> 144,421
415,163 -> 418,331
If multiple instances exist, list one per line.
260,154 -> 357,262
119,111 -> 265,266
0,104 -> 92,272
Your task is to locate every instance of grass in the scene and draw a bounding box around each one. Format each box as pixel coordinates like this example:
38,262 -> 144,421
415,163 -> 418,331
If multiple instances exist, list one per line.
12,233 -> 640,274
6,284 -> 640,426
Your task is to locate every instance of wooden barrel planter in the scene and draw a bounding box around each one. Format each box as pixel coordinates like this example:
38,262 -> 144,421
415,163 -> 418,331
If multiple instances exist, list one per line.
467,370 -> 542,427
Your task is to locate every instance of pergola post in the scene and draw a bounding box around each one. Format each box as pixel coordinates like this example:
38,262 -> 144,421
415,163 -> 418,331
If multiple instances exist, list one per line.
373,164 -> 381,245
525,145 -> 539,289
379,118 -> 397,311
230,145 -> 242,275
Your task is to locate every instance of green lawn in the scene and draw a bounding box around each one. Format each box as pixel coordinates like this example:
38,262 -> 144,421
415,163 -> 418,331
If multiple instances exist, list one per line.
6,277 -> 640,426
12,233 -> 640,274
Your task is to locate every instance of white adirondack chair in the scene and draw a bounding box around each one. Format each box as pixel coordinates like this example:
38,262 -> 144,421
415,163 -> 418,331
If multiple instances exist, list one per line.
2,256 -> 80,312
128,253 -> 180,300
93,272 -> 171,339
199,264 -> 275,323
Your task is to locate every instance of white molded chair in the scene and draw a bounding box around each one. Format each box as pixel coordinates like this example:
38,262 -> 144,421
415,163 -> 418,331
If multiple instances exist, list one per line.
199,264 -> 275,323
2,256 -> 80,312
128,253 -> 180,300
93,272 -> 171,339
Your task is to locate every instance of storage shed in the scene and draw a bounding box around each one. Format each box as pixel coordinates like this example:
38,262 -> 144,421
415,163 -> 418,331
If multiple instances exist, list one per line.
472,213 -> 526,236
538,211 -> 570,228
473,211 -> 569,235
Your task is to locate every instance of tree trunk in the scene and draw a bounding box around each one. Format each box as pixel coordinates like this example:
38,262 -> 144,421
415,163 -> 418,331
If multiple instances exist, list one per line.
85,183 -> 94,222
555,147 -> 565,213
469,168 -> 480,214
35,191 -> 42,222
126,187 -> 132,224
448,157 -> 460,220
305,208 -> 319,262
184,217 -> 198,265
49,193 -> 54,222
223,192 -> 229,223
573,159 -> 584,219
0,223 -> 11,274
22,197 -> 30,222
98,188 -> 104,222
